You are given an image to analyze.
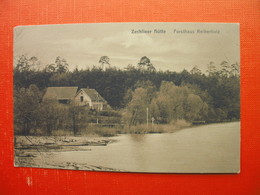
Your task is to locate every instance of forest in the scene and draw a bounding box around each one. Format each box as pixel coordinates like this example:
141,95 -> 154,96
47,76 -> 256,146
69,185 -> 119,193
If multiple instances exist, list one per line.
14,55 -> 240,136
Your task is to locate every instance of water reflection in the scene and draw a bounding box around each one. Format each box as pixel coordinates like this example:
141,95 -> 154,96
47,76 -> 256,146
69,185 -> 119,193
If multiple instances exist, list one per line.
129,134 -> 146,142
52,122 -> 240,173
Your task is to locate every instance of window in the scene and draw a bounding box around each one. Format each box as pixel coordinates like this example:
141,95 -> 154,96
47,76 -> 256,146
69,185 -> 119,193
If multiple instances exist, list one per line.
59,99 -> 69,104
80,96 -> 84,102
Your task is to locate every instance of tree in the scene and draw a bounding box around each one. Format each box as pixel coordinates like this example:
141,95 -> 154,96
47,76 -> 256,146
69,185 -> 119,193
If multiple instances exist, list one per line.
68,104 -> 86,135
219,61 -> 230,77
124,87 -> 153,125
45,56 -> 69,73
150,81 -> 209,123
29,56 -> 40,71
49,72 -> 71,86
134,80 -> 156,103
206,61 -> 217,76
138,56 -> 156,72
184,94 -> 208,121
230,62 -> 240,77
190,66 -> 202,75
99,56 -> 110,70
45,64 -> 56,72
56,56 -> 69,73
14,85 -> 41,135
13,57 -> 240,123
15,55 -> 40,71
39,101 -> 67,135
151,81 -> 187,123
125,64 -> 137,71
121,89 -> 133,107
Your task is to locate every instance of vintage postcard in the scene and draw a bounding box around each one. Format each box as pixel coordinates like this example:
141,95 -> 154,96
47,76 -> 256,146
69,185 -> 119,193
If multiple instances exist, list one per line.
14,23 -> 240,173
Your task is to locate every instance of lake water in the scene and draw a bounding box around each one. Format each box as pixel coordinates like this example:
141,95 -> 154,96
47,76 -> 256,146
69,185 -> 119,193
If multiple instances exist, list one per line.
48,122 -> 240,173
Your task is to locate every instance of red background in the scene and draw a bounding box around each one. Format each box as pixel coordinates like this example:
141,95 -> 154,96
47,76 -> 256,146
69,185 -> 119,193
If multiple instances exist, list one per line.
0,0 -> 259,194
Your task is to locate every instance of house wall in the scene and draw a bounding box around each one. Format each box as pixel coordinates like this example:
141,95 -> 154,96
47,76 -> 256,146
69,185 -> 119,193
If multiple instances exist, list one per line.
74,90 -> 93,107
92,102 -> 104,111
74,89 -> 106,111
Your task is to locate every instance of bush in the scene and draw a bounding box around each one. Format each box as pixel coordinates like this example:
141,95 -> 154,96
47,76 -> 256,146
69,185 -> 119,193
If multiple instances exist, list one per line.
99,110 -> 121,117
170,119 -> 191,130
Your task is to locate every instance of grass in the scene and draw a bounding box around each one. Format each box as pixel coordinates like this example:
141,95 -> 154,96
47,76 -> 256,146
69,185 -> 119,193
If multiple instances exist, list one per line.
81,126 -> 120,137
78,119 -> 191,136
16,119 -> 192,137
122,119 -> 191,134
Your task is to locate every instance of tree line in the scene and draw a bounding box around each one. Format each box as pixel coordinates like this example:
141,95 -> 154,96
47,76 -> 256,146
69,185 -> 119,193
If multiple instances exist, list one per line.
14,55 -> 240,135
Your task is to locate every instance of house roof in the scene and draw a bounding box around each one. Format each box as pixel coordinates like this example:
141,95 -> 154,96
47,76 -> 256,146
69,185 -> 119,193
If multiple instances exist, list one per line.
43,87 -> 78,100
81,88 -> 106,102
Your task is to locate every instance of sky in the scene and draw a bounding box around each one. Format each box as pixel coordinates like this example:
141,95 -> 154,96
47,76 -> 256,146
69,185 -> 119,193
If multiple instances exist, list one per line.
14,22 -> 240,73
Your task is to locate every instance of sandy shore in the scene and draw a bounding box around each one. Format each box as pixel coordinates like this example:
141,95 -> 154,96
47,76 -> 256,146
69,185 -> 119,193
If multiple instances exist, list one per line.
14,135 -> 121,171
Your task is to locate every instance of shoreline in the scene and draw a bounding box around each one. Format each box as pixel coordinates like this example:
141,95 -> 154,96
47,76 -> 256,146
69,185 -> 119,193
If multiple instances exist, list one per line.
14,121 -> 240,170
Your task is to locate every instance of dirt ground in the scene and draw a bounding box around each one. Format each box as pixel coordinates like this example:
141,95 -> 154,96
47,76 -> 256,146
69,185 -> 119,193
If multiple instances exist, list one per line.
14,135 -> 120,171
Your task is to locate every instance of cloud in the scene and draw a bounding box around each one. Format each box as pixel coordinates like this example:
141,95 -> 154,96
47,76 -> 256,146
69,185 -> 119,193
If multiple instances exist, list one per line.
14,23 -> 240,73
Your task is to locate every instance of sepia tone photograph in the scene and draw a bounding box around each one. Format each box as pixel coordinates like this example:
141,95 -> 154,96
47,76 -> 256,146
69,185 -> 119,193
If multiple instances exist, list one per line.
13,23 -> 240,173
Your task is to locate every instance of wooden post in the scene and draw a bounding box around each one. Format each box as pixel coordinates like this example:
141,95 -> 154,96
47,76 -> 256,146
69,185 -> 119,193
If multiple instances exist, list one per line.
147,107 -> 149,129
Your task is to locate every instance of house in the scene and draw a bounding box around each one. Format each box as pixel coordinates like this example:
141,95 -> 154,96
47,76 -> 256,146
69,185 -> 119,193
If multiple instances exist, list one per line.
43,86 -> 78,104
74,88 -> 108,111
43,86 -> 109,111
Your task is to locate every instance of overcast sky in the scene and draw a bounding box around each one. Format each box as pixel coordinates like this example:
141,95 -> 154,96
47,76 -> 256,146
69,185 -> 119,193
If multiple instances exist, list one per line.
14,23 -> 240,73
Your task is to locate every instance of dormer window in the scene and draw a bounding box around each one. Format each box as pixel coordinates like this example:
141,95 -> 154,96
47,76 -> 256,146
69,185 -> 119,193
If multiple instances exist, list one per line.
80,96 -> 84,102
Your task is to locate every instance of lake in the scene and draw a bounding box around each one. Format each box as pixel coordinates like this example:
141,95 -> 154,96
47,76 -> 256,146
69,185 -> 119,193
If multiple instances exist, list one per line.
43,122 -> 240,173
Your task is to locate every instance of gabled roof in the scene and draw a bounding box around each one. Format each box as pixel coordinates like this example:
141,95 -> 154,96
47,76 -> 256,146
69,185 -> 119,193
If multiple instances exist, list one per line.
81,88 -> 106,102
43,87 -> 78,100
